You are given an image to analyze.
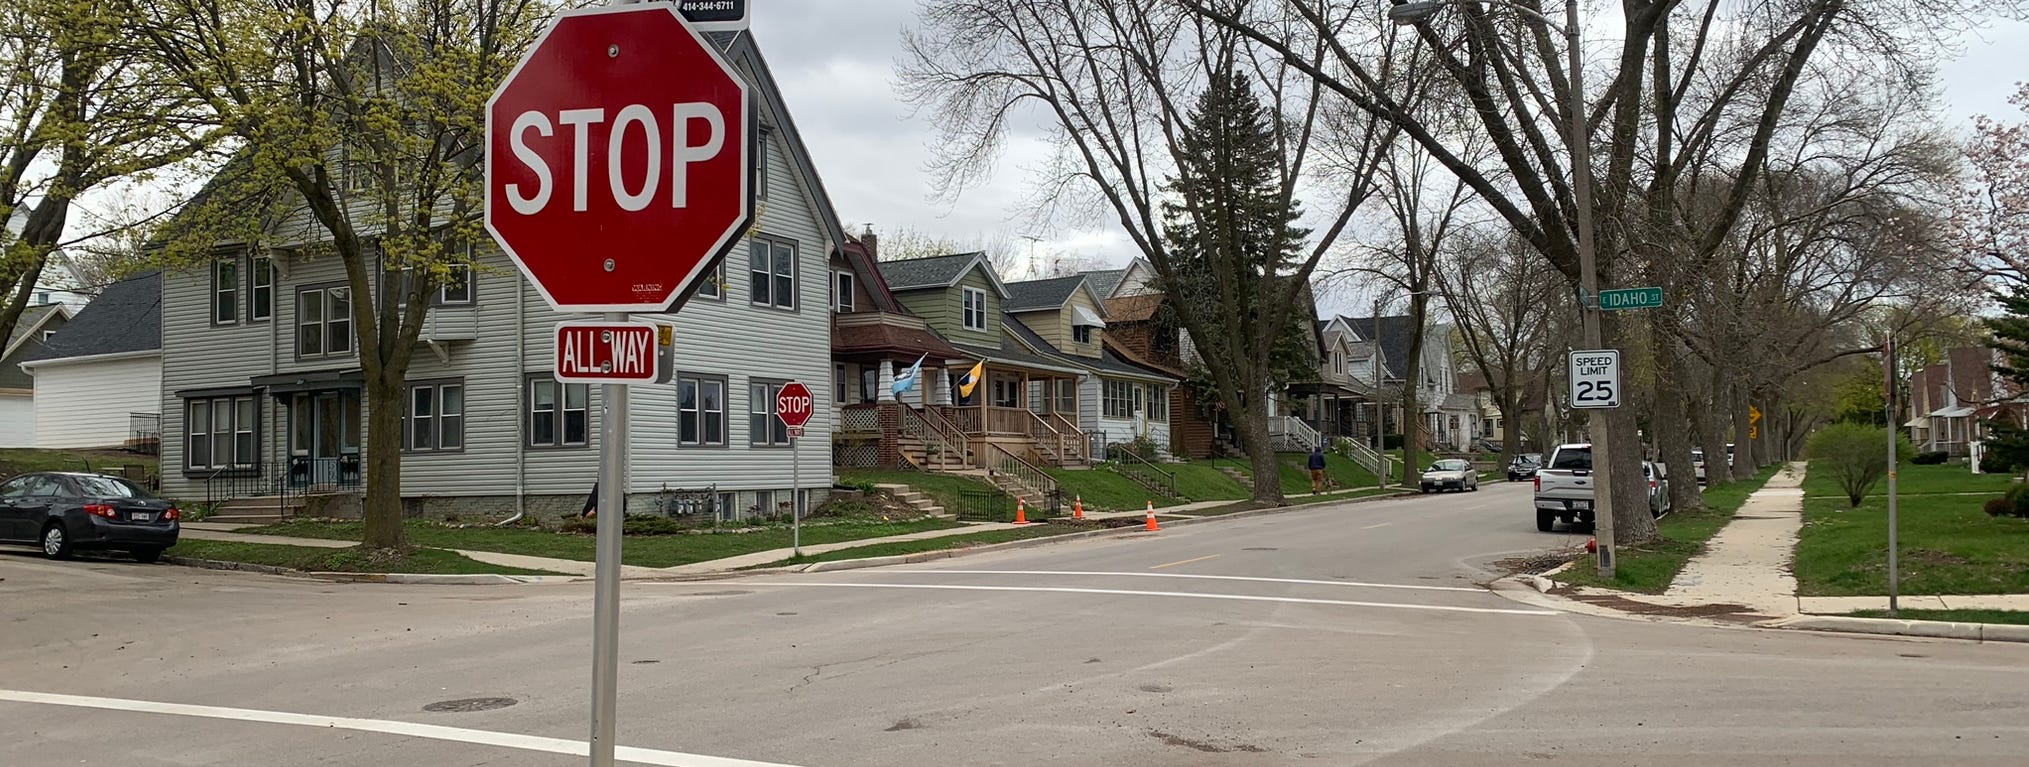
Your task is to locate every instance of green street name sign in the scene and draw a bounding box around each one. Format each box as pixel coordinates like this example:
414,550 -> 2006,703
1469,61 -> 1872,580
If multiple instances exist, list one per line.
1598,286 -> 1664,311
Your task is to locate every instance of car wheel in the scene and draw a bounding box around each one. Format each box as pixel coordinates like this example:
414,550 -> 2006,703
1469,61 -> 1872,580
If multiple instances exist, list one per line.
131,547 -> 163,564
1536,510 -> 1555,532
41,523 -> 73,560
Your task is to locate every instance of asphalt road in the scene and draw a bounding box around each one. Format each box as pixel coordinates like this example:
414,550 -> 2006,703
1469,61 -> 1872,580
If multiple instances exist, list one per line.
4,481 -> 2027,766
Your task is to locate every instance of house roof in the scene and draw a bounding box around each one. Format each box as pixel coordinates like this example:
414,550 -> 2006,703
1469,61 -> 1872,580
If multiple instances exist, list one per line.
876,252 -> 1012,297
1339,314 -> 1418,380
3,304 -> 68,361
20,271 -> 161,364
1084,269 -> 1127,298
1003,274 -> 1093,312
831,317 -> 968,362
839,236 -> 903,314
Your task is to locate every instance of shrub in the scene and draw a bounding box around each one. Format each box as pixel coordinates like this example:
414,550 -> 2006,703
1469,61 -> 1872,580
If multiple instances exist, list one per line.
1980,448 -> 2018,476
1382,434 -> 1404,450
558,514 -> 694,536
1807,423 -> 1915,508
2006,485 -> 2029,519
1910,451 -> 1950,465
1987,497 -> 2015,518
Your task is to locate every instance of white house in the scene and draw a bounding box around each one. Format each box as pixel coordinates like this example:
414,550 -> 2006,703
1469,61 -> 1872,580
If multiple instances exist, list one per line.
157,33 -> 840,520
17,272 -> 162,451
2,303 -> 71,446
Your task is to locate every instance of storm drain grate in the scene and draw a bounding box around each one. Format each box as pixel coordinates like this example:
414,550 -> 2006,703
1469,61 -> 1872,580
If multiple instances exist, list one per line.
423,697 -> 518,713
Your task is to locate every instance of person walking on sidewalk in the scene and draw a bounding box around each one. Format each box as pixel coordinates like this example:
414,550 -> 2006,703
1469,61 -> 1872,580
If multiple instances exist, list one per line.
1308,445 -> 1329,495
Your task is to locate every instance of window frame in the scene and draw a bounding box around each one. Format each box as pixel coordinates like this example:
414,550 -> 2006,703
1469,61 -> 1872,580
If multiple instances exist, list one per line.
961,287 -> 988,331
183,395 -> 259,472
526,376 -> 590,449
694,262 -> 726,300
834,363 -> 848,404
402,379 -> 465,454
748,379 -> 791,447
212,258 -> 240,325
748,235 -> 797,310
833,270 -> 855,313
1072,324 -> 1093,344
677,373 -> 729,448
249,256 -> 274,322
383,246 -> 476,308
755,126 -> 771,200
295,283 -> 355,360
1148,385 -> 1170,423
1102,380 -> 1133,419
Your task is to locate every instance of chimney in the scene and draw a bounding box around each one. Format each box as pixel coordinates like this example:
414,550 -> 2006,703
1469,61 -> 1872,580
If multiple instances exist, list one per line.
860,224 -> 878,260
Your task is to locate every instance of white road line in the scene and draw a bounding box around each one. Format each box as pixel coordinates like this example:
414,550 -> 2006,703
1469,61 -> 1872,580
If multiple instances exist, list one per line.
869,569 -> 1484,593
1363,522 -> 1392,530
730,582 -> 1557,616
0,689 -> 802,767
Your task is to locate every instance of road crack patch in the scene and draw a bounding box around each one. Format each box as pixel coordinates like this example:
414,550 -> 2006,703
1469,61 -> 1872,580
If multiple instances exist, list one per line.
1147,728 -> 1268,753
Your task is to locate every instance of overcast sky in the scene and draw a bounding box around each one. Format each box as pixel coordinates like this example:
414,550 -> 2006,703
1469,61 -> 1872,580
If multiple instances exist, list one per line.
750,2 -> 2029,311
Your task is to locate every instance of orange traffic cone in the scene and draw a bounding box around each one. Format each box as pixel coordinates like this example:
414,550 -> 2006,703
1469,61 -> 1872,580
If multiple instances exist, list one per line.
1014,496 -> 1029,525
1144,500 -> 1160,531
1073,495 -> 1085,520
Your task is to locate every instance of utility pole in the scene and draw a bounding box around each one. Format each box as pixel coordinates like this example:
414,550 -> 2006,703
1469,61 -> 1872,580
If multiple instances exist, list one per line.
1560,0 -> 1615,577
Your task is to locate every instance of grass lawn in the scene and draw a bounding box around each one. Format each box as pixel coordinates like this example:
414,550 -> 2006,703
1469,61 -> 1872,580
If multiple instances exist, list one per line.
1168,462 -> 1251,502
1794,490 -> 2029,596
168,539 -> 564,575
1556,464 -> 1781,594
772,524 -> 1082,565
1800,462 -> 2018,500
1848,609 -> 2029,625
835,469 -> 1001,515
239,517 -> 963,569
0,448 -> 155,478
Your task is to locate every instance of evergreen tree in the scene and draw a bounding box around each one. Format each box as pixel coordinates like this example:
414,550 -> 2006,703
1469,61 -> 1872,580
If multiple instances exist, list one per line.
1984,288 -> 2029,475
1159,69 -> 1318,502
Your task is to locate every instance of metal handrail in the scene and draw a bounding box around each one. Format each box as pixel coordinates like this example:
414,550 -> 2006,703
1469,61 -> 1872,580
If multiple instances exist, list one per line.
983,442 -> 1057,501
1110,445 -> 1178,498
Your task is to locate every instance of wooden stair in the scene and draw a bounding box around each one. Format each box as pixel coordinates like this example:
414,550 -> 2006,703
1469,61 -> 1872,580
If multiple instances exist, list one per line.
897,436 -> 970,472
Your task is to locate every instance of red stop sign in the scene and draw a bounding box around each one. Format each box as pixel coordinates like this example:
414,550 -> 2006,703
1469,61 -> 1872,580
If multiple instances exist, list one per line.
776,381 -> 813,432
485,5 -> 752,312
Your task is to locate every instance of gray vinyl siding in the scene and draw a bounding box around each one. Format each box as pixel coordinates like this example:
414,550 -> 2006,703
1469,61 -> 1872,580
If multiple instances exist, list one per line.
893,268 -> 999,348
164,102 -> 831,505
1080,376 -> 1171,449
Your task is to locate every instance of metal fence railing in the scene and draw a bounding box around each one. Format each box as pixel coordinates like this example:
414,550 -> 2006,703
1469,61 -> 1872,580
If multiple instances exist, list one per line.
1110,446 -> 1178,499
127,412 -> 161,455
955,489 -> 1010,522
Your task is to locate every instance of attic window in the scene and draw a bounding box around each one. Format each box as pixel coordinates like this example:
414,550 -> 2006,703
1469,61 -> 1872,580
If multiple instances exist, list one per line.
1073,325 -> 1092,344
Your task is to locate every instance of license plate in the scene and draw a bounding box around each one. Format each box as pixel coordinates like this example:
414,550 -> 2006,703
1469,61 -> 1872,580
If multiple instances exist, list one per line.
128,512 -> 154,522
1572,501 -> 1591,510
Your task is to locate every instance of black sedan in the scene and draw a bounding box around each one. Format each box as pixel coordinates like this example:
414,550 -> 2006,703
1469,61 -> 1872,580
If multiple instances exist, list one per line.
1506,453 -> 1542,482
0,472 -> 181,562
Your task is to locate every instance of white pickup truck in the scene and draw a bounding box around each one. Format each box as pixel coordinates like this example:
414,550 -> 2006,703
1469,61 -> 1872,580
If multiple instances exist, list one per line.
1533,443 -> 1597,532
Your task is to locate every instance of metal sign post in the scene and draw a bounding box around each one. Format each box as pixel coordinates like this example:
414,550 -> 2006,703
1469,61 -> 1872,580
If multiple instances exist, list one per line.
775,381 -> 813,557
1885,335 -> 1900,617
1568,349 -> 1621,576
590,313 -> 627,767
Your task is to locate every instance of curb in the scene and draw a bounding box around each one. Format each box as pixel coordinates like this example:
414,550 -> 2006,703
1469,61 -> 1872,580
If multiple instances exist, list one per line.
789,491 -> 1419,574
164,556 -> 575,585
1770,615 -> 2029,644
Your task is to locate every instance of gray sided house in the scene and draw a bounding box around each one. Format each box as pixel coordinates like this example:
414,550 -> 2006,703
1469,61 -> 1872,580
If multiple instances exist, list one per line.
17,272 -> 163,451
160,33 -> 838,520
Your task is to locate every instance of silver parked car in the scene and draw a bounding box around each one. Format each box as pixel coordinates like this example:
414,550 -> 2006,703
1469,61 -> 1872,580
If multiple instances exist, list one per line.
1420,459 -> 1479,493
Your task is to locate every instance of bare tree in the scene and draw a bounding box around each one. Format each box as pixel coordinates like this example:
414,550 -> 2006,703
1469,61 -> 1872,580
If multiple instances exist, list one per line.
1434,227 -> 1559,466
900,0 -> 1398,506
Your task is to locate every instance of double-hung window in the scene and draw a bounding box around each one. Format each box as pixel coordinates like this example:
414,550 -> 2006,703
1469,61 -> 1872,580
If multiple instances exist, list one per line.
834,271 -> 855,313
213,259 -> 239,324
404,381 -> 464,452
529,378 -> 589,447
297,286 -> 353,358
1149,385 -> 1169,422
749,236 -> 796,309
749,381 -> 790,446
678,375 -> 727,446
185,395 -> 257,470
250,257 -> 274,321
961,287 -> 987,330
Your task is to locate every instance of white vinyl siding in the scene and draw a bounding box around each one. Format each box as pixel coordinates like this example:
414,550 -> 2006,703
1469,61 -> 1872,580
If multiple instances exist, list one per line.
30,355 -> 160,450
0,393 -> 32,448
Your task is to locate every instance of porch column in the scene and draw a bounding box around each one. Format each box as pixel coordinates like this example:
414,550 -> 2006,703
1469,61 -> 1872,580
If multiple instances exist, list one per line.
878,360 -> 897,403
876,402 -> 902,468
929,367 -> 950,406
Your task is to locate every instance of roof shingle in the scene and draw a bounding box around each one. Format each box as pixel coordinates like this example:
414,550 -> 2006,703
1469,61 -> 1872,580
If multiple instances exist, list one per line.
22,271 -> 161,363
1003,275 -> 1089,312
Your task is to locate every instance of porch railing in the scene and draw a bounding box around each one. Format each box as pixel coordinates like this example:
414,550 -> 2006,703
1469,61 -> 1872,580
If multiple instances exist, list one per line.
1048,412 -> 1088,463
126,412 -> 161,455
946,406 -> 981,434
1268,415 -> 1321,452
983,442 -> 1059,506
204,464 -> 285,514
902,404 -> 971,467
983,406 -> 1034,435
1338,437 -> 1395,484
1110,445 -> 1178,499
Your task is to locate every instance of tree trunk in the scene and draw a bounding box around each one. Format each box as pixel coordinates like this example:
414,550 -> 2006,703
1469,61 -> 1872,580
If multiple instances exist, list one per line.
1399,299 -> 1428,485
1236,406 -> 1282,506
1700,363 -> 1732,488
1650,329 -> 1704,514
1730,382 -> 1756,480
1497,393 -> 1520,467
1602,314 -> 1658,545
361,374 -> 408,550
0,197 -> 68,353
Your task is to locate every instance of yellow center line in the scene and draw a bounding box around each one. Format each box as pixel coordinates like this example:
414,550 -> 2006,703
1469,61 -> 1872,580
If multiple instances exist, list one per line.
1149,554 -> 1221,570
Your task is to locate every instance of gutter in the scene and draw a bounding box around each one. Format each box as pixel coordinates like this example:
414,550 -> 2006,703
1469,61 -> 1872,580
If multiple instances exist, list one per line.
16,349 -> 161,370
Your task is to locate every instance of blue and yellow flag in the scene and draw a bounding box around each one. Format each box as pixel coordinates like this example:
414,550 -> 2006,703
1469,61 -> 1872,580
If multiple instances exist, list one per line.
956,360 -> 985,399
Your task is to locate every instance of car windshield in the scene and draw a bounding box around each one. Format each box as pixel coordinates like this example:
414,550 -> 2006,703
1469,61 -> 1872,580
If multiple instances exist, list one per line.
69,475 -> 154,499
1549,447 -> 1592,470
1515,454 -> 1540,464
1430,459 -> 1469,471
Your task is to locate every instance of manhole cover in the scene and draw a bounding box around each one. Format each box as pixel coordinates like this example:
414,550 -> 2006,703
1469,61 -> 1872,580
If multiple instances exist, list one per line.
423,697 -> 518,713
1242,547 -> 1278,551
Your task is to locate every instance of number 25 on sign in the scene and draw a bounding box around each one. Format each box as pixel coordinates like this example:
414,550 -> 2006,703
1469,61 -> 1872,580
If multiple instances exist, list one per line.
1569,349 -> 1621,409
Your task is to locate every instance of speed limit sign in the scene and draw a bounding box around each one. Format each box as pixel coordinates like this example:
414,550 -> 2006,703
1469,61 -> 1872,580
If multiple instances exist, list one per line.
1568,349 -> 1621,409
